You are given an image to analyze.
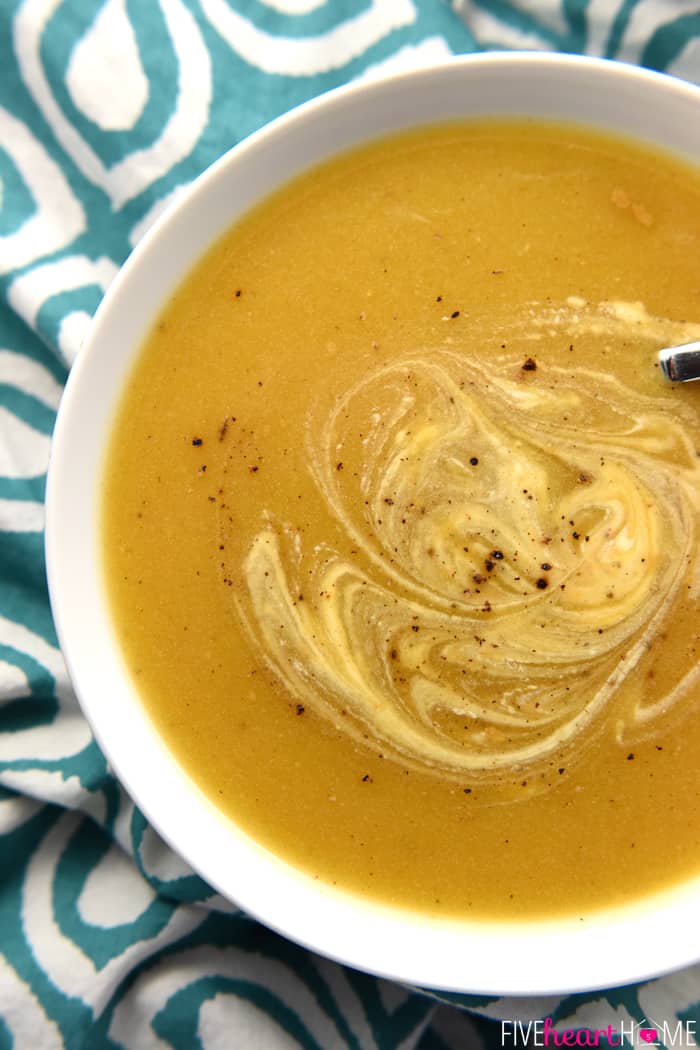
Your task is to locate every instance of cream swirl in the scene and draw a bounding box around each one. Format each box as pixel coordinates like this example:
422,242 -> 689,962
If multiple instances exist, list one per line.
238,326 -> 700,786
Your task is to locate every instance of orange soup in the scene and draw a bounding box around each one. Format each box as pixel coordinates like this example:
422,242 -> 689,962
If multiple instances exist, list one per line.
103,120 -> 700,920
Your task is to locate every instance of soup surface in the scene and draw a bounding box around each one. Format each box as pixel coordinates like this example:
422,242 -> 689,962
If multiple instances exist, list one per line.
104,120 -> 700,920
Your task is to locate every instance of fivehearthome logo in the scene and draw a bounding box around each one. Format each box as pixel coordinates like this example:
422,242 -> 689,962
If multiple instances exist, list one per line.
500,1017 -> 697,1047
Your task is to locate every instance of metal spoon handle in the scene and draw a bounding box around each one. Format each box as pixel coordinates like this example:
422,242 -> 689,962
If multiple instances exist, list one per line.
659,341 -> 700,382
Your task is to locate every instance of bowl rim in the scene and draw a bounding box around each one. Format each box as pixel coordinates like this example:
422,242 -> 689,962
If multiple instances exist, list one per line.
46,50 -> 700,997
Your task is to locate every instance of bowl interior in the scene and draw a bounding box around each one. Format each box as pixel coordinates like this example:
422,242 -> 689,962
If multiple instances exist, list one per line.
46,53 -> 700,996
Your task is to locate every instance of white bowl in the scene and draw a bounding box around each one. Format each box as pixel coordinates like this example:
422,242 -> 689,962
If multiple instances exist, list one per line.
46,52 -> 700,996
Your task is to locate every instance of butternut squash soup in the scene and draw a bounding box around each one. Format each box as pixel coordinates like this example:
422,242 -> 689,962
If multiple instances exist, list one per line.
103,120 -> 700,921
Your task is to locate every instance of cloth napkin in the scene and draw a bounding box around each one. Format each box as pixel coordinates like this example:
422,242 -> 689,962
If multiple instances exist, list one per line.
2,1 -> 700,1047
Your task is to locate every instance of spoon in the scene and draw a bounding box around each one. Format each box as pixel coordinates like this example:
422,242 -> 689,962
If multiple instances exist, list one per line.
659,341 -> 700,382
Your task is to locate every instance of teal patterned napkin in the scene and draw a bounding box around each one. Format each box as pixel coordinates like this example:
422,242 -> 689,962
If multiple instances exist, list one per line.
2,2 -> 700,1047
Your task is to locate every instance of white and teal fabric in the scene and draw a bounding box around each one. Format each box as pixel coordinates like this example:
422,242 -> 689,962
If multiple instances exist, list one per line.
2,2 -> 700,1047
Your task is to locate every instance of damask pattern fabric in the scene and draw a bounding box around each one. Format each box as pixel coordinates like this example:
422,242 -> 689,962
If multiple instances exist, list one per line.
2,2 -> 700,1047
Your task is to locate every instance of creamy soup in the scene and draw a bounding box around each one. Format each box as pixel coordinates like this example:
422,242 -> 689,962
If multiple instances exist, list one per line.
103,121 -> 700,920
